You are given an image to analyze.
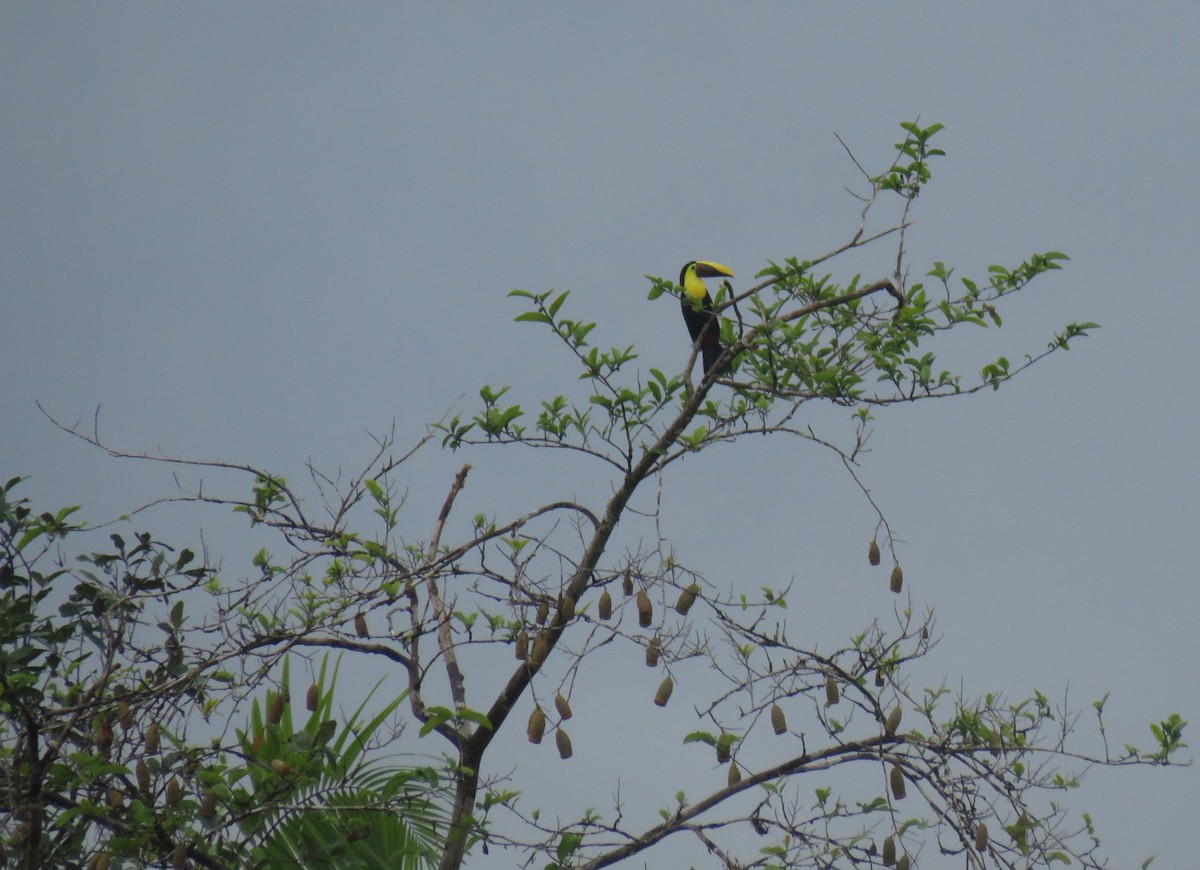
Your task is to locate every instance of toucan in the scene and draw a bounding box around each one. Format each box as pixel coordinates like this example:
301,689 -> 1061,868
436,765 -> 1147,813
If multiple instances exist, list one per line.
680,260 -> 735,375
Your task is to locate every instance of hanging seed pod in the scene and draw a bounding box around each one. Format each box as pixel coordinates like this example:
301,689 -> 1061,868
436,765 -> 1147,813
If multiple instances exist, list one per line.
117,701 -> 134,731
727,763 -> 741,787
885,704 -> 902,736
645,636 -> 661,667
896,855 -> 910,870
554,693 -> 573,720
674,584 -> 699,616
770,703 -> 787,735
354,612 -> 369,638
270,759 -> 291,776
715,734 -> 732,764
636,590 -> 653,627
95,719 -> 113,760
825,676 -> 840,705
267,691 -> 285,725
251,730 -> 265,754
555,728 -> 573,759
527,707 -> 546,744
107,788 -> 124,810
89,852 -> 110,870
145,722 -> 161,755
890,764 -> 907,799
199,788 -> 218,821
536,599 -> 550,625
10,821 -> 30,848
306,682 -> 319,711
622,569 -> 634,596
654,676 -> 674,707
598,589 -> 613,620
559,594 -> 576,622
882,835 -> 896,866
165,776 -> 181,807
136,758 -> 151,793
869,539 -> 881,566
529,631 -> 550,668
171,841 -> 188,870
514,630 -> 529,660
974,821 -> 989,851
889,564 -> 903,594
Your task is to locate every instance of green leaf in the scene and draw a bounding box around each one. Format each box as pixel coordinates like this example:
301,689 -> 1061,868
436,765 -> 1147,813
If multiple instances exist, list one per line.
419,706 -> 455,737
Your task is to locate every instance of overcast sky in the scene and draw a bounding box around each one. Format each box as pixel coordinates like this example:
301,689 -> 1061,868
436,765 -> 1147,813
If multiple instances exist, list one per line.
3,4 -> 1197,867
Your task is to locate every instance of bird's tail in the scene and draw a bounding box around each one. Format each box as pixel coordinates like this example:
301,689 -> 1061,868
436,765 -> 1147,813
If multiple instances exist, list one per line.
702,340 -> 730,377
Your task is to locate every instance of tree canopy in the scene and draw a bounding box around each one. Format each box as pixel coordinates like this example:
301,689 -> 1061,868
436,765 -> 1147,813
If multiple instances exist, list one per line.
1,122 -> 1185,870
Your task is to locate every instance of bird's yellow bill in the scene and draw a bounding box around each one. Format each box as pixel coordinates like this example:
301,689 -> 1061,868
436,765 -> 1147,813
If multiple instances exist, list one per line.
694,261 -> 735,279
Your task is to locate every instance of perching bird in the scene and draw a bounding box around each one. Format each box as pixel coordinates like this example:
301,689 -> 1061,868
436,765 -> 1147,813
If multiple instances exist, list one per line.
680,260 -> 735,375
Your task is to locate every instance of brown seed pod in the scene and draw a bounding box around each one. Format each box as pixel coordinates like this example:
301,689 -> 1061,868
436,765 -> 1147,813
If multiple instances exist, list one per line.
536,599 -> 550,625
267,691 -> 285,725
869,539 -> 881,566
199,788 -> 218,821
882,835 -> 896,866
727,763 -> 741,787
825,676 -> 840,705
354,612 -> 369,637
527,707 -> 546,744
555,728 -> 573,760
251,730 -> 265,754
896,855 -> 910,870
889,564 -> 903,594
89,852 -> 111,870
514,630 -> 529,661
306,682 -> 319,712
653,676 -> 674,707
95,719 -> 113,760
117,701 -> 134,731
622,569 -> 634,596
171,841 -> 188,870
974,821 -> 989,851
636,590 -> 653,627
889,764 -> 907,799
598,590 -> 612,620
107,788 -> 124,810
136,758 -> 150,794
645,636 -> 661,667
10,821 -> 30,847
554,693 -> 573,720
529,631 -> 550,668
674,584 -> 699,616
770,703 -> 787,735
270,759 -> 291,776
885,704 -> 902,736
559,594 -> 576,622
145,722 -> 161,755
165,776 -> 181,807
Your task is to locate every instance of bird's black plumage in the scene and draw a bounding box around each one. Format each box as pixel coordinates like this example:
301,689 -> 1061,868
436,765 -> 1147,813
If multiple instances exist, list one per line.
680,260 -> 734,375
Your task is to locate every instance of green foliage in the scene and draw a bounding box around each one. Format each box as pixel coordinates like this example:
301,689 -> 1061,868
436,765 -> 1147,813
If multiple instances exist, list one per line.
0,479 -> 446,869
234,657 -> 446,868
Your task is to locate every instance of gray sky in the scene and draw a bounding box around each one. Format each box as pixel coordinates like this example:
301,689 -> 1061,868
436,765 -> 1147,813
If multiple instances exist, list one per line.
3,3 -> 1197,867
